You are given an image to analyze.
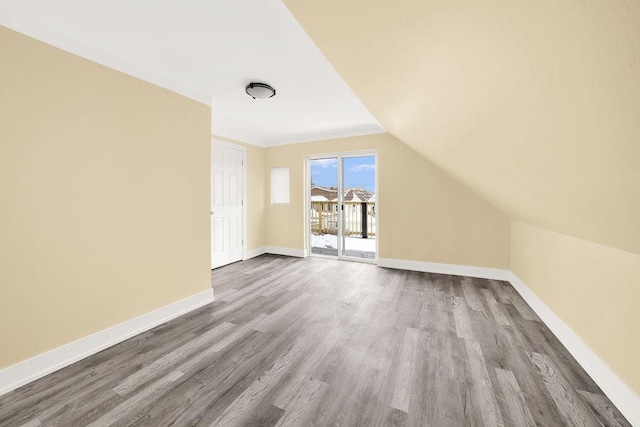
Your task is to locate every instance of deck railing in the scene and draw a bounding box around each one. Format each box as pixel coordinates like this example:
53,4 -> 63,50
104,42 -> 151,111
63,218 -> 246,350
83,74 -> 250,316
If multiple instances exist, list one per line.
310,201 -> 376,237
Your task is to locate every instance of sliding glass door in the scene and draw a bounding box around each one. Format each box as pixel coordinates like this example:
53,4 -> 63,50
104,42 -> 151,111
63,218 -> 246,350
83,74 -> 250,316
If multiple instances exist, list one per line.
309,157 -> 339,257
308,153 -> 377,261
341,155 -> 376,259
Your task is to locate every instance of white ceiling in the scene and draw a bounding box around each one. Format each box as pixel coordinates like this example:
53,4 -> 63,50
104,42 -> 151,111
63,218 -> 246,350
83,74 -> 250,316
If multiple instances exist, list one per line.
0,0 -> 384,147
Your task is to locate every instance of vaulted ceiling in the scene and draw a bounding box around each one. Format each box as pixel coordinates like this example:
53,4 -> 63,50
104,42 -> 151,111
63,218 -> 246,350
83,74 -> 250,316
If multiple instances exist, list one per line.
3,0 -> 638,253
283,0 -> 640,254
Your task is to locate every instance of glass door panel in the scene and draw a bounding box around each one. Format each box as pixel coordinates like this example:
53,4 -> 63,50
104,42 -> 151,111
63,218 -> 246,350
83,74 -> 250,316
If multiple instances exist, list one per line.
309,157 -> 339,257
341,156 -> 376,259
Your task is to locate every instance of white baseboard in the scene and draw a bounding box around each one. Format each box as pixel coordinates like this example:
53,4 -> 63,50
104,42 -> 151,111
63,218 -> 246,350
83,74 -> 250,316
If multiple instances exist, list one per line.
509,273 -> 640,426
377,257 -> 510,281
0,289 -> 214,397
2,258 -> 637,425
244,246 -> 267,260
264,246 -> 306,258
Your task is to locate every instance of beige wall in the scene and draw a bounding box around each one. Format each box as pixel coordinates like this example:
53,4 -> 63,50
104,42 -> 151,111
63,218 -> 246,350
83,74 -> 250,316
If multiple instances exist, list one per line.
0,27 -> 212,369
284,0 -> 640,256
265,133 -> 510,269
511,221 -> 640,395
211,135 -> 267,251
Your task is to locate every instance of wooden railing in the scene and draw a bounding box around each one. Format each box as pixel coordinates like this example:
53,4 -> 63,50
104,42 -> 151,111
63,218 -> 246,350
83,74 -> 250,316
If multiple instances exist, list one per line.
310,201 -> 376,237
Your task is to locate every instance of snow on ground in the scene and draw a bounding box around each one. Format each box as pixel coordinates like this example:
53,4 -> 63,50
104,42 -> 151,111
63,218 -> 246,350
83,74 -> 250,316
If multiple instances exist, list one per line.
311,233 -> 375,253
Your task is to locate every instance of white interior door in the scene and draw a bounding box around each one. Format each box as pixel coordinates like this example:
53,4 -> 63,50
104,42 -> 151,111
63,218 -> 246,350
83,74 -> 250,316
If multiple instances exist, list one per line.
211,142 -> 244,269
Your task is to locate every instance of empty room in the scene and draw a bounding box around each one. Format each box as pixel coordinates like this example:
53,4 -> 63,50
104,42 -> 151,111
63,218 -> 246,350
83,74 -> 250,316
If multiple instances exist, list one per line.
1,0 -> 638,426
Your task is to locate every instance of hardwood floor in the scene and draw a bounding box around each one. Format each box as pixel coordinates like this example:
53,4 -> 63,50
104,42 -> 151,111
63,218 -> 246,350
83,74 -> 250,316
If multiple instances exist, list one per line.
0,255 -> 630,426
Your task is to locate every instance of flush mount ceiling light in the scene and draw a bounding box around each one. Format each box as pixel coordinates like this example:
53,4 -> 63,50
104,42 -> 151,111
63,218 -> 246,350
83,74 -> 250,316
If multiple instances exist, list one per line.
245,82 -> 276,99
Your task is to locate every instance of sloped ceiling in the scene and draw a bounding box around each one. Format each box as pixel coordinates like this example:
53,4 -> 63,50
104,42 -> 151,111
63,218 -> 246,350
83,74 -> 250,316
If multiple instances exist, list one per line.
283,0 -> 640,255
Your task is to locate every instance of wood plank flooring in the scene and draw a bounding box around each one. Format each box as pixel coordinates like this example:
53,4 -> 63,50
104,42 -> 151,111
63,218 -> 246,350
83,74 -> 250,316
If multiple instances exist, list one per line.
0,255 -> 631,426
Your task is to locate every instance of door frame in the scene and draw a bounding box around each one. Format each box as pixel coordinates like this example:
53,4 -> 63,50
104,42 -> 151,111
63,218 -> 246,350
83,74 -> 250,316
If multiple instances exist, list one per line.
305,149 -> 379,264
211,138 -> 247,266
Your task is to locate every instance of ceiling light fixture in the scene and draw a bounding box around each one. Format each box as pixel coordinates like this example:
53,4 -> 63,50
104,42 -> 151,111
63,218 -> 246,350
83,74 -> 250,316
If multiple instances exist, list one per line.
245,82 -> 276,99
